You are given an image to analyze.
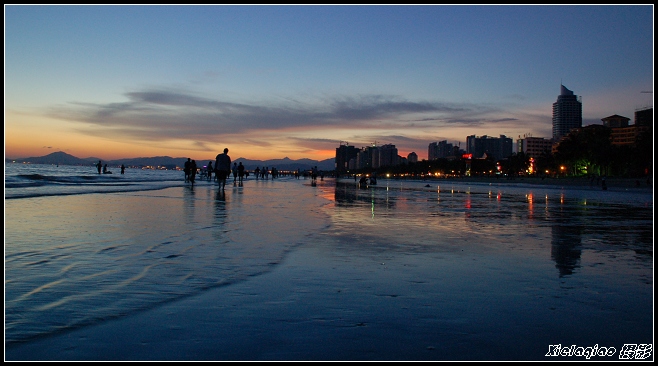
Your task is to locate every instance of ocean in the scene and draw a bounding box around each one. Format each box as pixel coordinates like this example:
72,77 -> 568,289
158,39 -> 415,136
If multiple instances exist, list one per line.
4,163 -> 654,359
4,162 -> 185,199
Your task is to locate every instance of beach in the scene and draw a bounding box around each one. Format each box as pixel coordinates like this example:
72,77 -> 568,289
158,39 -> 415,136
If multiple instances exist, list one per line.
5,175 -> 654,361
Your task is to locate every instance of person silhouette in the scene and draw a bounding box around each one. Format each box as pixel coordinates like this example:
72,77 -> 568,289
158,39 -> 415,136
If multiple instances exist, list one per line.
207,161 -> 214,181
120,164 -> 125,174
189,160 -> 198,185
238,162 -> 245,184
215,148 -> 231,190
97,160 -> 102,174
184,158 -> 192,182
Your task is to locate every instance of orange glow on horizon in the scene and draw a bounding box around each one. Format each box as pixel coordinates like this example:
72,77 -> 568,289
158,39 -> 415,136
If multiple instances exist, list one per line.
5,139 -> 337,162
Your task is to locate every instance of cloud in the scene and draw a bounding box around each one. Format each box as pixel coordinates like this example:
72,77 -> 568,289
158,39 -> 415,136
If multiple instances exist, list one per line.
45,87 -> 533,150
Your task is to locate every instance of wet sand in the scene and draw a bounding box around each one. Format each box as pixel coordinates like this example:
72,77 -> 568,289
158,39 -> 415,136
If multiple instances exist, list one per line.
401,175 -> 653,190
5,178 -> 654,361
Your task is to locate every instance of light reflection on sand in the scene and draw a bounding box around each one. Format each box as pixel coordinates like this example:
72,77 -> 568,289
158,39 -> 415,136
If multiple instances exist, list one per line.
5,177 -> 653,359
5,181 -> 328,344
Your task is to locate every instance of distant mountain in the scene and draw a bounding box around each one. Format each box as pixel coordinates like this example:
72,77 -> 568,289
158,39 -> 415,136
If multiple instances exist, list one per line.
7,152 -> 336,172
6,151 -> 97,166
234,157 -> 335,172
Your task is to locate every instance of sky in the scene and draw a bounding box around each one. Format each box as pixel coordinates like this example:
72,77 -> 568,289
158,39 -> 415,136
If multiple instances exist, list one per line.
4,5 -> 654,161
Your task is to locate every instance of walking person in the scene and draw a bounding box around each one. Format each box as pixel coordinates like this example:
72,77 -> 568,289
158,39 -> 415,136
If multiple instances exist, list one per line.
238,162 -> 245,184
215,148 -> 231,190
207,161 -> 213,181
184,158 -> 192,182
189,160 -> 198,185
97,160 -> 102,174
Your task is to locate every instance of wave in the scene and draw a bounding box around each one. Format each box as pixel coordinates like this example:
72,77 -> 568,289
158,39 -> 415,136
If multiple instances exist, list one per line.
5,163 -> 188,199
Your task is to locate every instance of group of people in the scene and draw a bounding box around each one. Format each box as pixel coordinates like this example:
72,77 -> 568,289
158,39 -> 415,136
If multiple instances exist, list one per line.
183,148 -> 236,189
184,148 -> 323,190
96,160 -> 125,175
252,166 -> 280,180
183,158 -> 198,184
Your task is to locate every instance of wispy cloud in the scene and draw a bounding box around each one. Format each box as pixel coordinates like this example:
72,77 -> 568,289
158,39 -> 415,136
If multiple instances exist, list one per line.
47,88 -> 524,143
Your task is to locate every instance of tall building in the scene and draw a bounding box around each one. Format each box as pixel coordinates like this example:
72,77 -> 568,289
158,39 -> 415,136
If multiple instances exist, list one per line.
607,109 -> 652,147
335,142 -> 359,174
634,107 -> 653,127
516,136 -> 553,158
552,85 -> 582,141
373,144 -> 399,168
466,135 -> 513,161
428,140 -> 454,160
407,152 -> 418,163
356,145 -> 376,170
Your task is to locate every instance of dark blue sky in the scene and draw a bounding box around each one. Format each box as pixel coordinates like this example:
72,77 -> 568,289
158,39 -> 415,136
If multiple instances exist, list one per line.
5,5 -> 653,160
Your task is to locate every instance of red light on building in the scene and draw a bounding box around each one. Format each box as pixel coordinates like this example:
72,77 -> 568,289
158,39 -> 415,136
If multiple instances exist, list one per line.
462,153 -> 472,160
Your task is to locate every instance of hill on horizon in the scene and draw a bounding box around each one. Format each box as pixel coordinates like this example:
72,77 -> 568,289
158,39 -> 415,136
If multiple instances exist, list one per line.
6,151 -> 336,172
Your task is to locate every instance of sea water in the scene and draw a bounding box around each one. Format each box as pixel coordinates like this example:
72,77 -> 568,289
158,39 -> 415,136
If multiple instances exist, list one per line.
5,162 -> 184,199
4,163 -> 654,358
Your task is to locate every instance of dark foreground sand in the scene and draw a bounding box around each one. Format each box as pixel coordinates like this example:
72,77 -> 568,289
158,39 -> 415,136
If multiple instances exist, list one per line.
8,244 -> 490,361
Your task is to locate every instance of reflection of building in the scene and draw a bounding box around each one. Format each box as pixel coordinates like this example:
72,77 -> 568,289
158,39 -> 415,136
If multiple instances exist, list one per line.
550,224 -> 582,277
466,135 -> 513,161
552,85 -> 582,141
334,181 -> 396,211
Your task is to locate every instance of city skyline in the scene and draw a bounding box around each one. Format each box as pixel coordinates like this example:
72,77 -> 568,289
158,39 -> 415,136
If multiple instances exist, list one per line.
5,5 -> 654,161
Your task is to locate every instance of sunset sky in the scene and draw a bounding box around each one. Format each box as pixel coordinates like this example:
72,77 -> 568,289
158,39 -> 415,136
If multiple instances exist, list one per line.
5,5 -> 654,161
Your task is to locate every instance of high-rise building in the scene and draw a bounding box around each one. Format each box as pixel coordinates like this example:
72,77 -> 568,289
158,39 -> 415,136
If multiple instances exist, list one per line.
428,140 -> 454,160
356,145 -> 376,170
516,136 -> 553,158
335,142 -> 359,174
373,144 -> 399,168
607,109 -> 652,147
634,107 -> 653,127
466,135 -> 513,161
552,85 -> 582,141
